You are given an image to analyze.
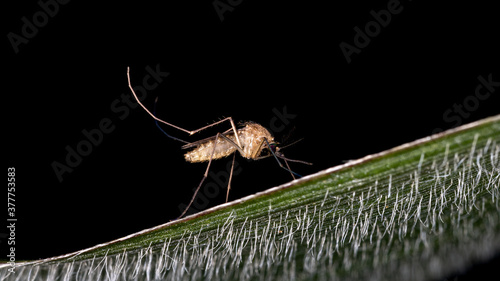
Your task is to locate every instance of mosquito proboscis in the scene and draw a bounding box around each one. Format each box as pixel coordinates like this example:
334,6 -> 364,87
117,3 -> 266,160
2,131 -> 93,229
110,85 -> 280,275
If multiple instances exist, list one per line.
127,67 -> 311,218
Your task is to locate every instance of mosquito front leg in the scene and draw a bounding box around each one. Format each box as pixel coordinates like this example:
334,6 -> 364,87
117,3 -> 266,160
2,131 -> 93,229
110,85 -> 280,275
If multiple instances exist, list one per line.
127,67 -> 242,148
283,158 -> 296,180
262,138 -> 302,179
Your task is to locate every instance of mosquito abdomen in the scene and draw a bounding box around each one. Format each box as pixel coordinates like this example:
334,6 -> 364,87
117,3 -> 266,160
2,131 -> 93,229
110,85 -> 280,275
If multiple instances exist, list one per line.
184,136 -> 238,163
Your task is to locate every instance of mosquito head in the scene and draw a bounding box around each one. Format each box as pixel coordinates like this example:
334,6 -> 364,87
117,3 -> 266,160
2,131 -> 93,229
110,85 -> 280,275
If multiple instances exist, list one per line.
268,142 -> 281,154
266,141 -> 284,158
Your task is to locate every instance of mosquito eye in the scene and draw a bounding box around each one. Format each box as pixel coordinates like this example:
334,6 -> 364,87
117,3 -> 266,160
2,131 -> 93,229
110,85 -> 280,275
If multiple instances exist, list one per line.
270,143 -> 280,152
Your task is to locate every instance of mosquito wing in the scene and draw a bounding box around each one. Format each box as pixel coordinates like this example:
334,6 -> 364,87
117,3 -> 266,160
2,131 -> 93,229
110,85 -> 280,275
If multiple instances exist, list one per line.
181,131 -> 236,149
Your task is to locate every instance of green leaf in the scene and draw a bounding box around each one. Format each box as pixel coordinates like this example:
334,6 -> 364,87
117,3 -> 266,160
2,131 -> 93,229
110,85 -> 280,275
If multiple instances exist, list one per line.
2,115 -> 499,281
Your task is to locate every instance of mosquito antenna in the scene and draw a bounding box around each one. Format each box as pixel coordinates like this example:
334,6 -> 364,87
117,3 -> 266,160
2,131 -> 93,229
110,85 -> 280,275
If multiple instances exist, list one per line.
281,126 -> 296,145
153,97 -> 189,144
278,138 -> 305,150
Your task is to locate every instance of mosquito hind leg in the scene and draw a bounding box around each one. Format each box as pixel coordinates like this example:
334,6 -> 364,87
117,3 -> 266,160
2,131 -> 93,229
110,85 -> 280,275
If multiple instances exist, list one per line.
128,67 -> 193,134
189,117 -> 242,149
153,97 -> 189,144
128,66 -> 242,148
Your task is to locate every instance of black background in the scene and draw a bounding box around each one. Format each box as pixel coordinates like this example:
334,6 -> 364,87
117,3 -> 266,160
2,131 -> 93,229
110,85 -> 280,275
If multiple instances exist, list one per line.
4,0 -> 499,277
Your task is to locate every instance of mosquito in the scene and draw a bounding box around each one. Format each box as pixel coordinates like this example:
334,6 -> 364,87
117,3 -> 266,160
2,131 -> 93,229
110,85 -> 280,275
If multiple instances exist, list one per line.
127,67 -> 312,218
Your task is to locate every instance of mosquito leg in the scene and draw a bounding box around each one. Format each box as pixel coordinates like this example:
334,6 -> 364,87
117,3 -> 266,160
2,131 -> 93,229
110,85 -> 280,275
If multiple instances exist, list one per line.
128,67 -> 192,134
219,134 -> 245,156
128,67 -> 242,148
226,153 -> 236,202
252,137 -> 267,159
153,97 -> 189,144
263,138 -> 302,179
189,117 -> 242,149
177,133 -> 222,219
283,158 -> 296,180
